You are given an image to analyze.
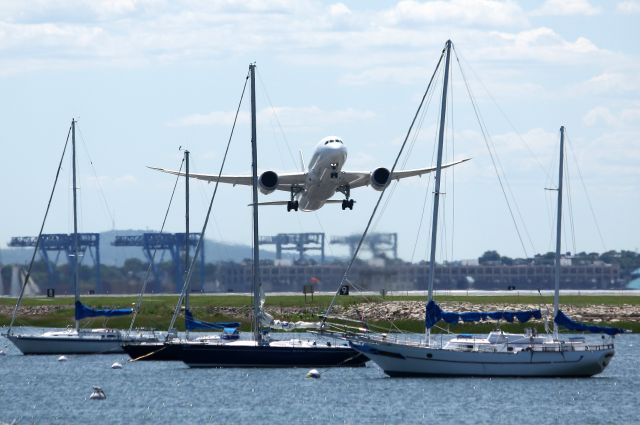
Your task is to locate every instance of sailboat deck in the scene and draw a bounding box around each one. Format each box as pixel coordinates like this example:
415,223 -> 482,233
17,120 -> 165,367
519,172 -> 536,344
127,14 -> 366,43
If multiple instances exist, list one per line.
353,332 -> 614,353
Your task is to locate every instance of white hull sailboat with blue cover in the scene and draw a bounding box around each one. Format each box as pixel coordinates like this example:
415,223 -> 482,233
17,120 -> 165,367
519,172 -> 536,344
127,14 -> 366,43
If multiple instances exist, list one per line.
348,41 -> 622,377
6,119 -> 157,355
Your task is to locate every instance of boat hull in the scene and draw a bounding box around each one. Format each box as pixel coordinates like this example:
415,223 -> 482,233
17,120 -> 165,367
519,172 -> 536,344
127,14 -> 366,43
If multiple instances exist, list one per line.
181,342 -> 368,368
123,341 -> 184,361
7,334 -> 127,355
350,339 -> 614,377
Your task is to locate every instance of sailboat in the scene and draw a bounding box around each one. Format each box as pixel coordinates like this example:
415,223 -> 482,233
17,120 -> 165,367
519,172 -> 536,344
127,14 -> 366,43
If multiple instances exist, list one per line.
6,119 -> 157,355
347,41 -> 622,377
122,149 -> 241,361
167,64 -> 367,368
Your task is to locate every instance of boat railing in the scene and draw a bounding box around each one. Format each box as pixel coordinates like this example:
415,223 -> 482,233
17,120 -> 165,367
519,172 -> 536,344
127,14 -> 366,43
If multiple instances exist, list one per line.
351,332 -> 615,353
350,332 -> 427,347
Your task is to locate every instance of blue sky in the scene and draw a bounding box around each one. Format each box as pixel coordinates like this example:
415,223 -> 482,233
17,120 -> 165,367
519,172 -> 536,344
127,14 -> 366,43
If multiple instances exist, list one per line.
1,0 -> 638,262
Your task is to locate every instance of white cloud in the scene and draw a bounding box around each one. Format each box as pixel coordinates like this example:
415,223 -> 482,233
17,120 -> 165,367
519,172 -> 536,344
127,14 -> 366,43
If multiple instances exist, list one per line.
329,3 -> 351,17
382,0 -> 529,28
583,107 -> 618,127
579,71 -> 640,95
532,0 -> 600,16
481,27 -> 607,64
169,106 -> 375,129
0,0 -> 614,79
583,105 -> 640,127
616,1 -> 640,13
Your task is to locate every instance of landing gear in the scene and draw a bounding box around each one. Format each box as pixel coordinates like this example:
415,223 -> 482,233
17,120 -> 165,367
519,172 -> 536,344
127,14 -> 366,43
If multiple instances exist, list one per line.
341,199 -> 354,210
337,185 -> 354,210
287,185 -> 303,212
330,163 -> 339,179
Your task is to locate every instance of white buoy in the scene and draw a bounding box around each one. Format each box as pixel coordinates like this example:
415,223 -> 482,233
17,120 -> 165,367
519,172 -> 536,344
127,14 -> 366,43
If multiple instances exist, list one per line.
306,369 -> 321,379
89,386 -> 106,400
111,362 -> 123,369
58,355 -> 68,362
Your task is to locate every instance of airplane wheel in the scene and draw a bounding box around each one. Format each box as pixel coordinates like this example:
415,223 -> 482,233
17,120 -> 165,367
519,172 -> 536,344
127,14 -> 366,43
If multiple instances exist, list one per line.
348,199 -> 354,210
293,201 -> 299,211
341,200 -> 347,210
287,201 -> 293,212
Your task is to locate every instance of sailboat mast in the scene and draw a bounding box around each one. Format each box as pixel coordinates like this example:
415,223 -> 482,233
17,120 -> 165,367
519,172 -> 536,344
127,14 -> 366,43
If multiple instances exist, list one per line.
71,118 -> 80,332
427,40 -> 452,306
553,126 -> 565,338
249,63 -> 262,344
184,149 -> 190,337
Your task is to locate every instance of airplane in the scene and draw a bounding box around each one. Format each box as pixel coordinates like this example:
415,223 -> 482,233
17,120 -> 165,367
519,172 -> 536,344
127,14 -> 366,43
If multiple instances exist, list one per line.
149,136 -> 470,212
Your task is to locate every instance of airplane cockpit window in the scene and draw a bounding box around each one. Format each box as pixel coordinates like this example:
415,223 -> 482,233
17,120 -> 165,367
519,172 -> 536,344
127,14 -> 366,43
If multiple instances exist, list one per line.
324,139 -> 343,145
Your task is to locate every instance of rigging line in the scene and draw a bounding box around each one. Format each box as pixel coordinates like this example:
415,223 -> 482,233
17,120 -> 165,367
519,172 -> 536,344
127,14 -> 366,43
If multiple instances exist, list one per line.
322,45 -> 446,324
410,174 -> 434,262
452,45 -> 551,181
76,125 -> 116,229
449,58 -> 456,261
373,61 -> 441,232
168,70 -> 250,333
454,50 -> 530,258
563,144 -> 577,254
566,132 -> 607,251
127,155 -> 184,334
454,48 -> 536,256
256,70 -> 298,170
8,123 -> 72,334
312,213 -> 336,259
191,156 -> 225,242
405,90 -> 438,262
440,70 -> 454,264
424,65 -> 447,267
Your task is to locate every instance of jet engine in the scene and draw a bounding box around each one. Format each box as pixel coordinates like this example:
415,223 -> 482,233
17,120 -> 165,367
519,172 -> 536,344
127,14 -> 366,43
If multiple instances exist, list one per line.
370,167 -> 391,191
258,171 -> 279,195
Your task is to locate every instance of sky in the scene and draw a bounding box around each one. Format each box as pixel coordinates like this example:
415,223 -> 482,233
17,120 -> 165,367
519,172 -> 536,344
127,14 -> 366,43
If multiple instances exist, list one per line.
0,0 -> 638,263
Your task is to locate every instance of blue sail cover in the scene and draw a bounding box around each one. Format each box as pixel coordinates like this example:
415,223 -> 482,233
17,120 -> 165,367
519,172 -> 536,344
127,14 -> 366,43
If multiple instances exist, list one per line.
185,309 -> 240,331
425,300 -> 542,329
554,310 -> 624,336
74,301 -> 133,320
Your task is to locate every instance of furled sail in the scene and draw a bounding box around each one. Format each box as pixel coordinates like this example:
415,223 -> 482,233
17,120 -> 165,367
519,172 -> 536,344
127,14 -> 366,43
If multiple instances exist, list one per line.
554,310 -> 624,336
270,319 -> 322,331
426,300 -> 542,329
74,301 -> 133,320
184,309 -> 240,331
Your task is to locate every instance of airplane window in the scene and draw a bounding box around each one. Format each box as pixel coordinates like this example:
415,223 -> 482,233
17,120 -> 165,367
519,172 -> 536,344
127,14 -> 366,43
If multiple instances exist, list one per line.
324,141 -> 329,145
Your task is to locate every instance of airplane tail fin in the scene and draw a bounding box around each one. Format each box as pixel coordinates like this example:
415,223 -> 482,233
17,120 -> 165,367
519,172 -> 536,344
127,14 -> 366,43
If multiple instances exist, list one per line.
299,150 -> 305,172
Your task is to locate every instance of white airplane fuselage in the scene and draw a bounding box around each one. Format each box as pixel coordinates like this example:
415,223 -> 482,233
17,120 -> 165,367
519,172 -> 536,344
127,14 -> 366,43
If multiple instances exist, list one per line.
297,136 -> 347,211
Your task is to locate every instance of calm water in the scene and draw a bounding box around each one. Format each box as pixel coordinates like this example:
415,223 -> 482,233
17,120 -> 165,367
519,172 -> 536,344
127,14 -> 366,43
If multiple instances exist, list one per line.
0,333 -> 638,425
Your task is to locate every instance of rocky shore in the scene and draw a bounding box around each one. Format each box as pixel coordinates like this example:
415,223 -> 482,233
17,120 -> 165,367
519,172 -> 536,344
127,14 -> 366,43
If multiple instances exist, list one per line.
3,301 -> 638,324
333,301 -> 640,323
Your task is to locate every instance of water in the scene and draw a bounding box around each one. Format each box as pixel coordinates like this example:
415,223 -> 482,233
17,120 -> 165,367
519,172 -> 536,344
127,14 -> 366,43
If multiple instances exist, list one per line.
0,334 -> 638,424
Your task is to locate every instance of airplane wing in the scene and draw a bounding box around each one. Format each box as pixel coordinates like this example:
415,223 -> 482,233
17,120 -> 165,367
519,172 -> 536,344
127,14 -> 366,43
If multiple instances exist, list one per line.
147,166 -> 306,192
249,200 -> 346,206
342,158 -> 471,189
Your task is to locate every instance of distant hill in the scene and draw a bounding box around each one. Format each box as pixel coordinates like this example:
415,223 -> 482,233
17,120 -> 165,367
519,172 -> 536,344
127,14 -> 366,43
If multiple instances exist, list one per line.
0,229 -> 279,266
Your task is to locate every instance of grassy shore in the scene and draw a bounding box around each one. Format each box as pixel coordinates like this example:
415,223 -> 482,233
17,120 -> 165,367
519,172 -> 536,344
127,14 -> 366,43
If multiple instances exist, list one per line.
2,294 -> 638,333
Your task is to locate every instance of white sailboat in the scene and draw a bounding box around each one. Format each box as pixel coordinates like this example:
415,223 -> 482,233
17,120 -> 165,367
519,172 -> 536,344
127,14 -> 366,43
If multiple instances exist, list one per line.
6,119 -> 157,355
347,40 -> 621,377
